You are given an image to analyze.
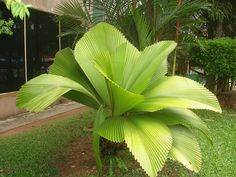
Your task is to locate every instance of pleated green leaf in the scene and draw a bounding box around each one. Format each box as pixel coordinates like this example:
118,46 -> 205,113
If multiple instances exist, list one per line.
96,116 -> 125,143
94,42 -> 140,88
134,76 -> 222,113
95,61 -> 144,116
124,116 -> 172,177
148,59 -> 168,86
169,125 -> 202,172
49,48 -> 100,108
17,74 -> 97,112
148,108 -> 211,142
125,41 -> 176,93
49,47 -> 96,94
74,22 -> 131,106
63,91 -> 99,109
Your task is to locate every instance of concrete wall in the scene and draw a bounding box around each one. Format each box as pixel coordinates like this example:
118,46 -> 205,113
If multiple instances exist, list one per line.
0,92 -> 25,120
22,0 -> 67,14
0,92 -> 68,120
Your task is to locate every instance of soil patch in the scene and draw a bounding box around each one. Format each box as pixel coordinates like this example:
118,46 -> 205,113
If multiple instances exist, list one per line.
54,135 -> 97,177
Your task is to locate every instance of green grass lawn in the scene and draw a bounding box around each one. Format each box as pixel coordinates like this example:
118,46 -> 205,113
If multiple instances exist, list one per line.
0,111 -> 95,177
157,110 -> 236,177
0,110 -> 235,177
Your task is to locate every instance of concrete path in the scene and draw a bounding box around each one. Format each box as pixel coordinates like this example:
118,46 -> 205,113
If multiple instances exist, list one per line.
0,102 -> 88,136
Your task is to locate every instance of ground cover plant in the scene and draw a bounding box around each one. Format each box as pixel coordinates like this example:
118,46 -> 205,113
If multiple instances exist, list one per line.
0,110 -> 235,177
16,23 -> 221,177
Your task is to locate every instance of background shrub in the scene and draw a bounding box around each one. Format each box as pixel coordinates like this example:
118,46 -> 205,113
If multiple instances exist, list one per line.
190,37 -> 236,93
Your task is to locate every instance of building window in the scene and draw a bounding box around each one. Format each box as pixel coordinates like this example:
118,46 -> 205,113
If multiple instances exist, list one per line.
0,2 -> 24,93
0,3 -> 63,94
26,9 -> 58,80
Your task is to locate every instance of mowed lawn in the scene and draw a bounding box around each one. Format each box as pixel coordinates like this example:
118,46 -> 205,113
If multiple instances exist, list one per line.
0,110 -> 235,177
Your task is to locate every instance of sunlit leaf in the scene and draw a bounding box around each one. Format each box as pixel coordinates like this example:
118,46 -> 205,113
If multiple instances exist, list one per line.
17,74 -> 97,112
49,48 -> 101,107
125,41 -> 176,93
169,125 -> 202,172
134,76 -> 222,113
148,108 -> 211,142
96,116 -> 125,143
74,22 -> 130,106
124,116 -> 172,177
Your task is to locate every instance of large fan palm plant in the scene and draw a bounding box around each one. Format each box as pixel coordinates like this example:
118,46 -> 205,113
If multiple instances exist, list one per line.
17,23 -> 221,177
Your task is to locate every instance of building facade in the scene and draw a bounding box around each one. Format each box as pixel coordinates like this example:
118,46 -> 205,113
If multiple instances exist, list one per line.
0,0 -> 69,118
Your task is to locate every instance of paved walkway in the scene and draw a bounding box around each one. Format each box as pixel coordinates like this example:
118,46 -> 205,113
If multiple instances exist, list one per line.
0,102 -> 88,137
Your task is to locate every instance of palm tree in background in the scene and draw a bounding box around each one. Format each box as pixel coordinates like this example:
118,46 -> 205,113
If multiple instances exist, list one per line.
56,0 -> 209,50
203,0 -> 235,38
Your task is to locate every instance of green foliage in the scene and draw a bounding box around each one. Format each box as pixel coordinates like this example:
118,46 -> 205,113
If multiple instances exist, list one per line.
3,0 -> 31,20
0,19 -> 13,35
190,37 -> 236,79
17,23 -> 221,177
206,0 -> 233,22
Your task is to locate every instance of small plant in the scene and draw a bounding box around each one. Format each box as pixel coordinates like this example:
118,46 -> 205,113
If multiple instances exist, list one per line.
0,19 -> 13,35
0,0 -> 31,36
17,23 -> 221,177
3,0 -> 31,20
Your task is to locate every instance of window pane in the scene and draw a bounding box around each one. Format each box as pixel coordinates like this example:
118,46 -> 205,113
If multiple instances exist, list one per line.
0,2 -> 24,93
26,9 -> 58,80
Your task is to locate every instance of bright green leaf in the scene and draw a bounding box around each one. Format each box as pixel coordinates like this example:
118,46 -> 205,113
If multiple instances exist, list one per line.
169,125 -> 202,172
95,64 -> 144,116
96,116 -> 125,143
124,116 -> 172,177
74,22 -> 130,106
134,76 -> 222,113
148,59 -> 168,86
93,42 -> 140,88
125,41 -> 176,93
17,74 -> 97,112
49,48 -> 98,97
148,108 -> 211,142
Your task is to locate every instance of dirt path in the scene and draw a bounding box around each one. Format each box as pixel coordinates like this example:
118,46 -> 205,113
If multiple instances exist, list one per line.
0,106 -> 90,138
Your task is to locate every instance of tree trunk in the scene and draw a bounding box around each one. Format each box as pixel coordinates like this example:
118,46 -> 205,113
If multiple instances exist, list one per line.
216,77 -> 227,95
205,74 -> 217,93
215,21 -> 224,37
230,79 -> 235,91
207,23 -> 214,39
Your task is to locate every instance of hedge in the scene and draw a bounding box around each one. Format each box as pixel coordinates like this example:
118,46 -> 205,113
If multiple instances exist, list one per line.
190,37 -> 236,79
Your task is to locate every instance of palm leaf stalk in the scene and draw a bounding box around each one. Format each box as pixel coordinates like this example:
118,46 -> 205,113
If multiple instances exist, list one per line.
172,0 -> 182,75
17,23 -> 221,177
